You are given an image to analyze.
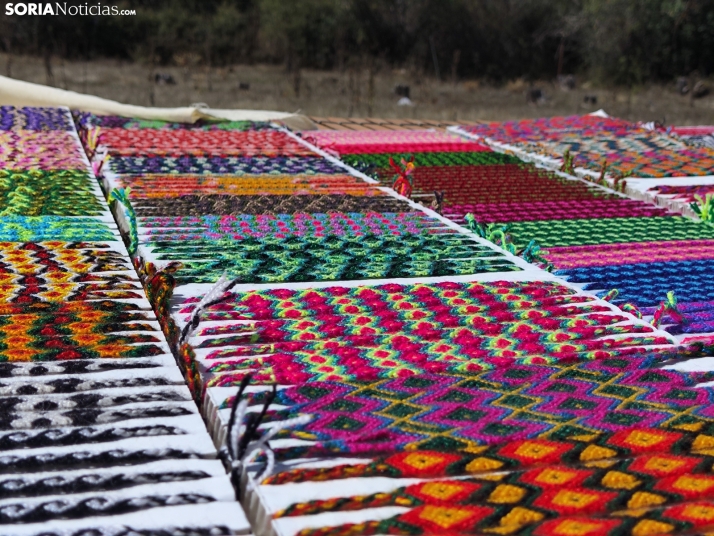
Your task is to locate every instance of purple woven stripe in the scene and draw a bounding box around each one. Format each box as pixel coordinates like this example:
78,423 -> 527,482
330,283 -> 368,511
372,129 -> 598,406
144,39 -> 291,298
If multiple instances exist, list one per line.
641,300 -> 714,315
640,300 -> 714,334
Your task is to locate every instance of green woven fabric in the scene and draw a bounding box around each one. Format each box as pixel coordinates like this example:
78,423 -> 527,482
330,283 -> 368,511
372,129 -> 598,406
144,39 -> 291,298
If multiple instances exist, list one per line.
507,216 -> 714,247
148,235 -> 518,284
0,170 -> 104,216
341,151 -> 520,169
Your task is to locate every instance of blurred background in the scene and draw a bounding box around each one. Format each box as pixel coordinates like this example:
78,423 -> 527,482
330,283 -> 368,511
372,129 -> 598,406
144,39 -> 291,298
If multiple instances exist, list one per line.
2,0 -> 714,123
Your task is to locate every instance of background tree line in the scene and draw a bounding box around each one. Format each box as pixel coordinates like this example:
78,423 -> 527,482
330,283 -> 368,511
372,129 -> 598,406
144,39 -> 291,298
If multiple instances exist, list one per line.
1,0 -> 714,86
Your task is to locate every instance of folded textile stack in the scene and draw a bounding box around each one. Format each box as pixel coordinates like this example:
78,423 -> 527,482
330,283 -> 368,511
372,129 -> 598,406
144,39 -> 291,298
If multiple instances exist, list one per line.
671,126 -> 714,150
459,113 -> 714,179
0,106 -> 249,535
628,126 -> 714,220
648,184 -> 714,203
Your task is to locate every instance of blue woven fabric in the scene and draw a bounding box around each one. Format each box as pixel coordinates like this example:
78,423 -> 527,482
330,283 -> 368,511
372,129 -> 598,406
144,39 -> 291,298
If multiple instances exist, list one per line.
557,259 -> 714,307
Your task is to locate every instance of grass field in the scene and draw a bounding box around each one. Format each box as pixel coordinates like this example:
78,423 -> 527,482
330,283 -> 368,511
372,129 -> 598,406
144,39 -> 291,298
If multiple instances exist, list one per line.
4,54 -> 714,125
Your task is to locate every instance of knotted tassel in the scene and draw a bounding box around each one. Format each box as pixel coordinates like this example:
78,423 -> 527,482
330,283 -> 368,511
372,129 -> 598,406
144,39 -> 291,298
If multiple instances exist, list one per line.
560,149 -> 575,174
601,288 -> 619,302
519,239 -> 554,272
109,187 -> 138,256
621,303 -> 643,319
691,193 -> 714,223
612,170 -> 632,193
464,213 -> 487,238
597,159 -> 608,186
180,271 -> 239,345
85,126 -> 102,160
652,291 -> 685,328
219,376 -> 312,496
91,151 -> 109,177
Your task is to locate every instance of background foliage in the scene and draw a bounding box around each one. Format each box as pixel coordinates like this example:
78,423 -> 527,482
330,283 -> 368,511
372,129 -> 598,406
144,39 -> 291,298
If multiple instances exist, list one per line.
1,0 -> 713,84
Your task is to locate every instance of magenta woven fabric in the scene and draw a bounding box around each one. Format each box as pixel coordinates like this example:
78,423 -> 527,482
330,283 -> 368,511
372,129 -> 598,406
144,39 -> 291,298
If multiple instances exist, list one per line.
650,184 -> 714,202
543,240 -> 714,269
303,130 -> 491,154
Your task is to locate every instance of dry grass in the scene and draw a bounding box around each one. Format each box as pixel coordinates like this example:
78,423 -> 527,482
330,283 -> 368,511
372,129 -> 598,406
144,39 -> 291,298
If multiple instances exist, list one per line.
4,54 -> 714,125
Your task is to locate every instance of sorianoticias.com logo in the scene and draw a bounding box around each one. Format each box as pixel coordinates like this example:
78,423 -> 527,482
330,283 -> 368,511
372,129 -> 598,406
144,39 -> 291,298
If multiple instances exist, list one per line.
5,3 -> 136,15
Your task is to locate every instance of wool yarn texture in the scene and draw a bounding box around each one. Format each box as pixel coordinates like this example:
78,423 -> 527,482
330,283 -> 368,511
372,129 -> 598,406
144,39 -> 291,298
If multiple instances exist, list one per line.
139,212 -> 447,241
147,235 -> 518,284
132,194 -> 413,216
0,170 -> 106,216
107,155 -> 346,176
1,106 -> 75,131
0,106 -> 250,534
273,458 -> 714,535
115,174 -> 383,197
304,125 -> 714,336
76,110 -> 714,536
74,110 -> 269,131
221,355 -> 714,455
99,128 -> 317,157
303,129 -> 491,154
186,281 -> 667,390
262,434 -> 714,485
651,183 -> 714,203
462,114 -> 714,178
